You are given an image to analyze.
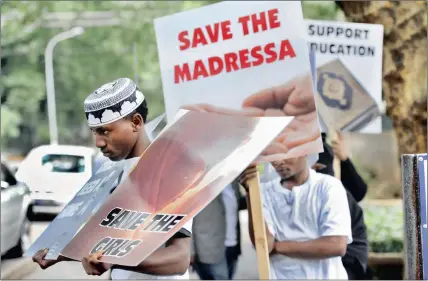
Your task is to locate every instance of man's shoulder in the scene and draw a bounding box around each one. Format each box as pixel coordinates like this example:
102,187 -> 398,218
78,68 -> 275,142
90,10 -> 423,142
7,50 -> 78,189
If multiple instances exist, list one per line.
312,170 -> 345,194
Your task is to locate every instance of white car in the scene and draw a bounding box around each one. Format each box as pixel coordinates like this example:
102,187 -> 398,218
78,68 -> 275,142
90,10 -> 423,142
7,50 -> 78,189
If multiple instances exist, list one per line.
1,161 -> 32,257
15,145 -> 96,215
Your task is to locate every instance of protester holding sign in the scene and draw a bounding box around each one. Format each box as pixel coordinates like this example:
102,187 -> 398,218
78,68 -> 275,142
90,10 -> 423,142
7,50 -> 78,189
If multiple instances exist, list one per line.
32,78 -> 194,279
315,133 -> 369,280
239,157 -> 352,279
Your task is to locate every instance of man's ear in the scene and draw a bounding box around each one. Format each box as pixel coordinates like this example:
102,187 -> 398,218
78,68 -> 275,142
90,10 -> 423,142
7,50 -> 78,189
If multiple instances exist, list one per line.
131,113 -> 144,130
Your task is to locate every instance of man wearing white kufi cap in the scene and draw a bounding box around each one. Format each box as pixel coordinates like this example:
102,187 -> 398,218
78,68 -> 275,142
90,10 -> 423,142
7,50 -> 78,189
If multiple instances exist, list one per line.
31,78 -> 193,280
83,77 -> 150,161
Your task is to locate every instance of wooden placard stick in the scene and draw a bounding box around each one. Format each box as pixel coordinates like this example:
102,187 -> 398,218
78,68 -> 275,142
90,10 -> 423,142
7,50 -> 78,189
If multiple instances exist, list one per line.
247,169 -> 271,280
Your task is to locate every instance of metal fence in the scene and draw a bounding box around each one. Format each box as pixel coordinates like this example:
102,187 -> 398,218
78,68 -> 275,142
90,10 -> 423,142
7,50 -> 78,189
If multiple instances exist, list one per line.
402,153 -> 427,280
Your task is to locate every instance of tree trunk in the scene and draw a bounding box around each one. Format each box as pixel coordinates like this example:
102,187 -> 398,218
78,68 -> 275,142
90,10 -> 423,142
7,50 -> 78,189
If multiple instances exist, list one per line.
337,1 -> 427,155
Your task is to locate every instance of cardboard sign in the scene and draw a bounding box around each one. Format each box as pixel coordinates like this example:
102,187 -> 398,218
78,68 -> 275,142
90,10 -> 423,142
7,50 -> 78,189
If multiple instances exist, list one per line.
418,154 -> 428,278
25,160 -> 126,259
145,113 -> 166,141
154,1 -> 323,162
25,114 -> 166,259
305,20 -> 384,133
60,110 -> 293,266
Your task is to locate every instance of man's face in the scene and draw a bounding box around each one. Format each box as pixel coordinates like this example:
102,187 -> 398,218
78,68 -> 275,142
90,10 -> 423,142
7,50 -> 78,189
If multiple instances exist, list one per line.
271,156 -> 307,180
92,117 -> 141,161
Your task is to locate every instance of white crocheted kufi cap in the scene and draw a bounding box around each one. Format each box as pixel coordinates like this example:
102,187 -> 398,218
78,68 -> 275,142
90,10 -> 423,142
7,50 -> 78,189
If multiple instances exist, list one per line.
84,77 -> 145,127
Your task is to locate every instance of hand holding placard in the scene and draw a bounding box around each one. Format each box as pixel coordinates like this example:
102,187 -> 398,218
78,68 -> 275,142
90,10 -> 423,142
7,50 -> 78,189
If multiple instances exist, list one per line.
32,249 -> 68,270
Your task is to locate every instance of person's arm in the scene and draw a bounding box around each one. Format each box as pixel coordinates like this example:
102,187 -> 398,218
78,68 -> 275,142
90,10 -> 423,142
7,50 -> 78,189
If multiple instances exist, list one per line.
114,236 -> 191,276
32,249 -> 76,270
246,186 -> 275,254
340,159 -> 367,202
273,236 -> 347,258
331,131 -> 367,202
275,178 -> 352,259
239,165 -> 274,254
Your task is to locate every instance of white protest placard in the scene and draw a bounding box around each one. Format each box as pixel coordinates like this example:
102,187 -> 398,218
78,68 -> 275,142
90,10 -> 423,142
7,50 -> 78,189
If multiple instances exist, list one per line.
305,19 -> 384,134
154,1 -> 323,162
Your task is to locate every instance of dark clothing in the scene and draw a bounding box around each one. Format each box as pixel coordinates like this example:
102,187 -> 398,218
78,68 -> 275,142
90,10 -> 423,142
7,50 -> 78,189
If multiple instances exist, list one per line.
193,245 -> 240,280
226,245 -> 240,279
193,257 -> 229,280
341,159 -> 368,202
192,180 -> 246,280
318,135 -> 369,280
343,255 -> 366,280
344,189 -> 369,276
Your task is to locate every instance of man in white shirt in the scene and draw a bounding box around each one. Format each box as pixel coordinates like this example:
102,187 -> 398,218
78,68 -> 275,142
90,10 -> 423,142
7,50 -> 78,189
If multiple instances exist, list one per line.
32,78 -> 193,279
239,156 -> 352,279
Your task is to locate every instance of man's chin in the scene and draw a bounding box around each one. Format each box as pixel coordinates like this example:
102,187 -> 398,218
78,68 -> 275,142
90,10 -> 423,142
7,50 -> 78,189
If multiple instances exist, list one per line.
279,173 -> 295,181
107,155 -> 122,162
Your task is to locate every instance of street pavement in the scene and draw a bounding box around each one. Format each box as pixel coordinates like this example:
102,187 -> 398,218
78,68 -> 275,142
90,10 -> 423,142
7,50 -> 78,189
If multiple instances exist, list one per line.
2,211 -> 259,279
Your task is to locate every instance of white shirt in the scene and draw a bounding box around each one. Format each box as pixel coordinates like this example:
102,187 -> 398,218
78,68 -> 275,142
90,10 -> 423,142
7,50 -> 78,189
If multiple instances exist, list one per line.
222,184 -> 238,247
109,157 -> 193,280
261,169 -> 352,280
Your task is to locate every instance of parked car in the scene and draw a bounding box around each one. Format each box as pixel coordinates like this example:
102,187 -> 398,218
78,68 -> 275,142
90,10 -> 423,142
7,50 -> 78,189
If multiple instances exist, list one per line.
15,145 -> 97,215
1,161 -> 32,258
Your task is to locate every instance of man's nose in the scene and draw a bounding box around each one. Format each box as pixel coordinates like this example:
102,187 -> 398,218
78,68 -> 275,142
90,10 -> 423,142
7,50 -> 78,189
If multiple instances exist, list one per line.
95,135 -> 107,149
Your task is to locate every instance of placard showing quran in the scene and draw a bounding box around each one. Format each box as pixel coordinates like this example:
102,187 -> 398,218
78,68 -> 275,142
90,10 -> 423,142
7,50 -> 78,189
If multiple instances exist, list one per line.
305,19 -> 384,133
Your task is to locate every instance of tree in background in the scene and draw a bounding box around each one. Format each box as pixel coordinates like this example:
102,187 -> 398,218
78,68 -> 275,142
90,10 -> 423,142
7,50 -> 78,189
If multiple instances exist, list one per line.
1,1 -> 209,153
336,1 -> 427,155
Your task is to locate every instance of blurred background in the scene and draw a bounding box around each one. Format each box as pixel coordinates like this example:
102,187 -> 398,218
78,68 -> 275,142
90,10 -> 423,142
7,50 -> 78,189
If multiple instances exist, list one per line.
1,0 -> 427,280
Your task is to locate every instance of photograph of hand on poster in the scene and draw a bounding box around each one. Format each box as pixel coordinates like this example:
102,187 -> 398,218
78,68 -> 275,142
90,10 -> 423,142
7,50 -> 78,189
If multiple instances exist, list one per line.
154,1 -> 323,163
60,110 -> 293,266
305,19 -> 384,134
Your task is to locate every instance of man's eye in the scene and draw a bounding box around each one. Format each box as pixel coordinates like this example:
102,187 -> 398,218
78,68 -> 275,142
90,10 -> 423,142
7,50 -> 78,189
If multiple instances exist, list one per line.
103,130 -> 109,136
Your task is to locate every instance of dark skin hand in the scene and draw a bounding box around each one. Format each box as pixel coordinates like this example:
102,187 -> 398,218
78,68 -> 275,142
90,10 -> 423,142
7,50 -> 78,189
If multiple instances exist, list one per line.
81,236 -> 191,276
82,251 -> 112,276
237,165 -> 275,254
32,249 -> 74,270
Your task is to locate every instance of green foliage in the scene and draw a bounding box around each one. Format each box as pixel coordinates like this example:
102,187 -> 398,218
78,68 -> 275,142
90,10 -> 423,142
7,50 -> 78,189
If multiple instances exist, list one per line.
361,202 -> 404,253
1,1 -> 209,152
302,1 -> 341,20
1,106 -> 22,139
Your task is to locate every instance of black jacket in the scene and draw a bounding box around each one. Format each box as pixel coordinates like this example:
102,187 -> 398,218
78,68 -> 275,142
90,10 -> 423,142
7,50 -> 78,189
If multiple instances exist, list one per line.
318,136 -> 369,275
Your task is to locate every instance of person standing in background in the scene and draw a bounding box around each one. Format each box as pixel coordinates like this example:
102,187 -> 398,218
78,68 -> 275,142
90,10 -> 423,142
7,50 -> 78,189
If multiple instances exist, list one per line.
222,181 -> 247,279
316,132 -> 370,280
191,179 -> 246,280
240,156 -> 352,279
